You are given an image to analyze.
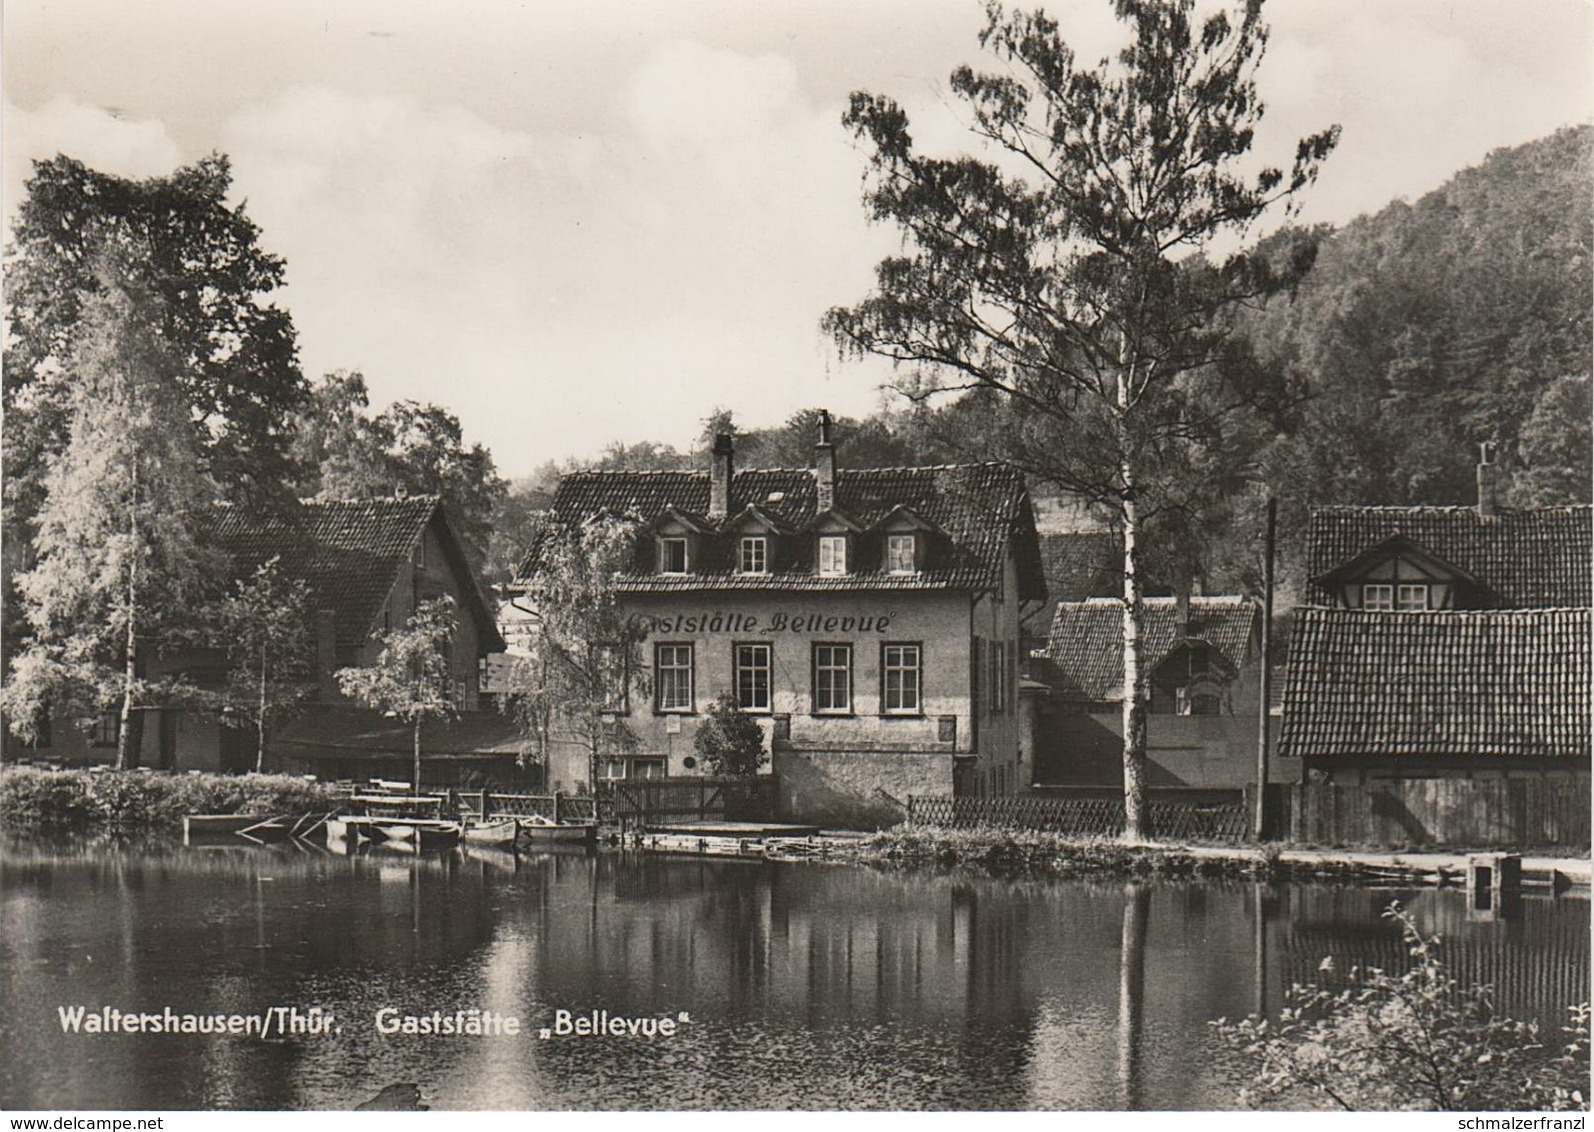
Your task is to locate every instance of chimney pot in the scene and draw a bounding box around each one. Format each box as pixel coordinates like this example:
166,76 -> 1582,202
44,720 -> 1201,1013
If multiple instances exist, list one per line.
1476,440 -> 1498,519
709,432 -> 734,520
814,410 -> 836,513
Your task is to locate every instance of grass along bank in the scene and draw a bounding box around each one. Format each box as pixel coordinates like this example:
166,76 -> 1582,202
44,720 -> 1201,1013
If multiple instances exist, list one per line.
0,765 -> 345,831
830,825 -> 1591,888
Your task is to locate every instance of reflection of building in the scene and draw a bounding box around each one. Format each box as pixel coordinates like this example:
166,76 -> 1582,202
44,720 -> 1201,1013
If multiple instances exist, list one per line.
1281,454 -> 1591,783
525,414 -> 1047,826
1031,595 -> 1270,788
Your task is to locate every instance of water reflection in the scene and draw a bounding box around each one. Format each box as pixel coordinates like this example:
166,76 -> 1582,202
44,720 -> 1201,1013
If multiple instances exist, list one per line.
1,835 -> 1586,1111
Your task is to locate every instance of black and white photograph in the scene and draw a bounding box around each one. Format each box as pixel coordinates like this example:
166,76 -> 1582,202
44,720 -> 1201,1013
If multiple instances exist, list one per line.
1,0 -> 1590,1117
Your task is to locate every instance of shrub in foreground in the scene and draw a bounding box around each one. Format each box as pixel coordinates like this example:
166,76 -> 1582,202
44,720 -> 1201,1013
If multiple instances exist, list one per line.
1211,902 -> 1590,1111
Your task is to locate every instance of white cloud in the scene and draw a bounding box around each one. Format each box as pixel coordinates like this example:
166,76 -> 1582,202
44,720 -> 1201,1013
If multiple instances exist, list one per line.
3,94 -> 182,226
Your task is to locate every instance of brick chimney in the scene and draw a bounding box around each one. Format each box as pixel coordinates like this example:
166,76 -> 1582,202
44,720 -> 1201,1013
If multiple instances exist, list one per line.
709,432 -> 734,520
1476,440 -> 1498,520
814,409 -> 836,512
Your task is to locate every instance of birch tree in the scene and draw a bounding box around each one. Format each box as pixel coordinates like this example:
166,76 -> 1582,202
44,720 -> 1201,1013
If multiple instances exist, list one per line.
215,557 -> 314,772
335,596 -> 459,794
3,262 -> 220,767
824,0 -> 1336,839
505,513 -> 649,794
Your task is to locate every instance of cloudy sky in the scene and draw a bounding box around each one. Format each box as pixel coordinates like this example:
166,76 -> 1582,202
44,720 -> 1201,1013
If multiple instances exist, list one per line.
4,0 -> 1590,478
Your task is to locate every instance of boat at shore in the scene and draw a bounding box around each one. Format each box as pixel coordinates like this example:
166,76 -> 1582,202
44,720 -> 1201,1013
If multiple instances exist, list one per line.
517,816 -> 598,845
462,819 -> 519,847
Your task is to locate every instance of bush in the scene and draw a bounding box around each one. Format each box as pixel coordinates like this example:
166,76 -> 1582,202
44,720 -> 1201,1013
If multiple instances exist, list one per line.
0,766 -> 344,831
1211,902 -> 1590,1111
693,691 -> 767,777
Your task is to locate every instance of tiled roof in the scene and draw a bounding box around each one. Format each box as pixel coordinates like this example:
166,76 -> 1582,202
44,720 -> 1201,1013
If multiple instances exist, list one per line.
1306,506 -> 1592,608
1279,608 -> 1591,760
540,463 -> 1046,598
1040,596 -> 1258,701
1026,531 -> 1123,639
213,497 -> 502,653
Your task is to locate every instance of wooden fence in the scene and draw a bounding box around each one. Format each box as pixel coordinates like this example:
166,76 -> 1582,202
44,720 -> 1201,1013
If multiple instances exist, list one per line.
601,776 -> 777,828
907,791 -> 1249,843
1279,778 -> 1590,849
470,791 -> 595,824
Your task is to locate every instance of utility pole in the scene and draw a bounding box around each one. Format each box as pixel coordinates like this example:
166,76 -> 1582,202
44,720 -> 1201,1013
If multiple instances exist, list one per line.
1254,496 -> 1277,840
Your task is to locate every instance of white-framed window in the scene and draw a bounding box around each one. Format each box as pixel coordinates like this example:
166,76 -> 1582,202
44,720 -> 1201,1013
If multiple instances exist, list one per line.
812,643 -> 852,714
734,643 -> 772,712
1397,583 -> 1430,612
818,535 -> 848,576
1362,583 -> 1394,611
739,536 -> 768,575
600,756 -> 666,780
881,644 -> 922,714
886,533 -> 917,574
655,643 -> 694,712
658,537 -> 689,574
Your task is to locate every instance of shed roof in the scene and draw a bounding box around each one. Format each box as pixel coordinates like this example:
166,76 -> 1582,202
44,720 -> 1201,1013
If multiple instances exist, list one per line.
1040,596 -> 1258,701
1279,607 -> 1591,760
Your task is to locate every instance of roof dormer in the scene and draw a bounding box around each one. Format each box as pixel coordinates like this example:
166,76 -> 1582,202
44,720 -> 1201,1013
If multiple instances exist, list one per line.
1313,534 -> 1493,610
875,504 -> 938,575
651,506 -> 710,575
725,505 -> 788,576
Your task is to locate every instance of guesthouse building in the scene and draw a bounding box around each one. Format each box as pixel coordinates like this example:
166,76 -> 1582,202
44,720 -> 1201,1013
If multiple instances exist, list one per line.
526,414 -> 1047,827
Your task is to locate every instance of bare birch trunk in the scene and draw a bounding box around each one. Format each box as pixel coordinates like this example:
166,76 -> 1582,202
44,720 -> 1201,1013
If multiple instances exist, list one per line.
1120,468 -> 1148,841
116,466 -> 139,772
255,646 -> 267,773
412,717 -> 422,794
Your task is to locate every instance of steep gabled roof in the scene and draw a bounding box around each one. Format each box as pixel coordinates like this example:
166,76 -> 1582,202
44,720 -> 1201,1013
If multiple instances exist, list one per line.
1306,506 -> 1592,608
214,496 -> 503,654
1280,608 -> 1591,760
1039,596 -> 1258,701
541,463 -> 1046,598
1026,531 -> 1124,639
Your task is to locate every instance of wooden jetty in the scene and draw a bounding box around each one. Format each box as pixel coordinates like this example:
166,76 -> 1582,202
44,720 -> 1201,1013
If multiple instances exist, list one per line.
636,821 -> 821,858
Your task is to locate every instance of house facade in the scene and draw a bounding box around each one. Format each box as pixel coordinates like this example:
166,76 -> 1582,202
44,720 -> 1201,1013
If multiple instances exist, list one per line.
527,414 -> 1048,827
6,496 -> 515,780
1279,464 -> 1592,783
1031,595 -> 1272,789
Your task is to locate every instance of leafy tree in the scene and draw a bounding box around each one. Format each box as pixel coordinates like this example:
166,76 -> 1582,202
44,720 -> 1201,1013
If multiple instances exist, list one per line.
212,557 -> 314,773
290,371 -> 506,570
505,513 -> 649,793
1506,374 -> 1590,509
335,596 -> 459,793
693,691 -> 768,777
4,154 -> 304,524
824,0 -> 1337,838
2,260 -> 221,768
1212,903 -> 1590,1111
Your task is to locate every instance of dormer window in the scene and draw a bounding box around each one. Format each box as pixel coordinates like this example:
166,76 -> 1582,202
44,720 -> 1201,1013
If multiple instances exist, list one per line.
739,536 -> 768,575
1396,583 -> 1429,612
887,533 -> 917,574
818,535 -> 849,576
1362,583 -> 1394,611
659,537 -> 689,574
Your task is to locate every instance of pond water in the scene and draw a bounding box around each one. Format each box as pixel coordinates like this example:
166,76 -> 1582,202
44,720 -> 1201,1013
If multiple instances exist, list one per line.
1,835 -> 1586,1111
